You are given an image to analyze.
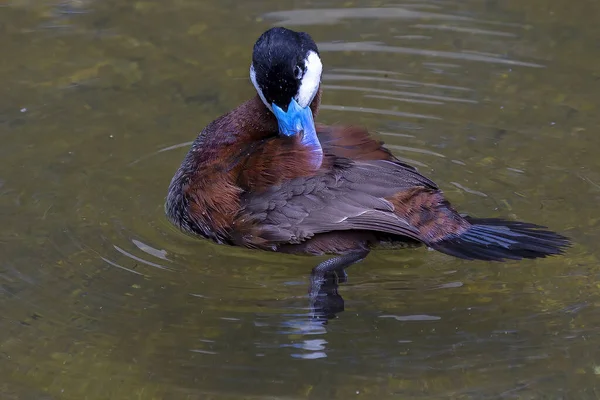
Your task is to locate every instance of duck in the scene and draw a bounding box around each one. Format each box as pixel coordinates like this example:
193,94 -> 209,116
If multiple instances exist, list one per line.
165,27 -> 570,296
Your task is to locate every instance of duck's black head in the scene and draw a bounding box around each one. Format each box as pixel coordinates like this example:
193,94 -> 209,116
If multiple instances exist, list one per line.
250,27 -> 322,147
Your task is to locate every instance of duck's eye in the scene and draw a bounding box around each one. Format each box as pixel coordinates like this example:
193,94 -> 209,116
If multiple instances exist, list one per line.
294,65 -> 304,80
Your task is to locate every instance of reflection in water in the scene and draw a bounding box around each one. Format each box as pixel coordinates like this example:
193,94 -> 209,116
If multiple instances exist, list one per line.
309,269 -> 346,322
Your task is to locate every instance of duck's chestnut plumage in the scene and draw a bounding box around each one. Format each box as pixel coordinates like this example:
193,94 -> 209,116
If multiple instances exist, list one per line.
166,27 -> 569,276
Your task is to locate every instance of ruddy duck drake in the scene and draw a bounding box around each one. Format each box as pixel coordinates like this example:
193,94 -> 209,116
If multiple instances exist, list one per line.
165,27 -> 569,282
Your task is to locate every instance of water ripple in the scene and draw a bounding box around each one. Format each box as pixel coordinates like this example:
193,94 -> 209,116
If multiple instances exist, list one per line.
131,238 -> 169,261
385,144 -> 447,158
263,7 -> 473,26
325,71 -> 473,91
411,24 -> 518,37
450,182 -> 489,197
323,84 -> 478,104
128,141 -> 194,166
320,104 -> 440,120
113,244 -> 172,271
364,94 -> 444,105
101,256 -> 144,276
379,314 -> 442,321
318,41 -> 544,68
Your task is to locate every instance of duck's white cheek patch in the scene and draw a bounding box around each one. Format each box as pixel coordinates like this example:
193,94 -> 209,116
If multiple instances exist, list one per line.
250,65 -> 272,112
296,51 -> 322,108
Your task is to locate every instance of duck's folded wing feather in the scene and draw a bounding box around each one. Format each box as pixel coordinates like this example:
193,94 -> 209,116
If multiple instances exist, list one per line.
239,158 -> 438,246
317,124 -> 397,162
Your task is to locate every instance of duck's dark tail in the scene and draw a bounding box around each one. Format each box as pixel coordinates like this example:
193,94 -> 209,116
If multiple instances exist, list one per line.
430,217 -> 570,261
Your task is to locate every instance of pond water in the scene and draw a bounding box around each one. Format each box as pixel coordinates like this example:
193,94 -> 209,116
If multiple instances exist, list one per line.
1,0 -> 599,398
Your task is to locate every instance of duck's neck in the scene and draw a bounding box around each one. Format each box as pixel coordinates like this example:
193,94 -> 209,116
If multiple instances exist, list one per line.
306,88 -> 324,169
183,88 -> 325,169
295,104 -> 323,170
288,88 -> 325,169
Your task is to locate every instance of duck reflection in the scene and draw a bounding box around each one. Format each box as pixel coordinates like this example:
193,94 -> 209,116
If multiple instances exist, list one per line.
309,266 -> 347,322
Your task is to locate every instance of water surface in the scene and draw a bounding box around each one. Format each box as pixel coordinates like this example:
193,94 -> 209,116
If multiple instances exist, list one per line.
1,0 -> 599,398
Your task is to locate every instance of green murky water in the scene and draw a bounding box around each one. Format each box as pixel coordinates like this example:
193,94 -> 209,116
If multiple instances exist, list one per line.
1,0 -> 599,398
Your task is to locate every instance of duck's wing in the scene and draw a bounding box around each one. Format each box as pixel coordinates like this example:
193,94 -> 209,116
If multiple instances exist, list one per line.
233,124 -> 416,190
237,157 -> 442,248
317,124 -> 416,169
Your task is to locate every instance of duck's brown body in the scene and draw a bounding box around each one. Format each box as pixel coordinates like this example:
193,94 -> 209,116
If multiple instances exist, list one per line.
165,26 -> 568,320
166,90 -> 568,262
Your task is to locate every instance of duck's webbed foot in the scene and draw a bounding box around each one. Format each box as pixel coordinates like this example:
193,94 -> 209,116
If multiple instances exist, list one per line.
309,249 -> 369,321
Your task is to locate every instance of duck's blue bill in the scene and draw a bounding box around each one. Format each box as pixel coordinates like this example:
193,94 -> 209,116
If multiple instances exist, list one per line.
272,99 -> 319,149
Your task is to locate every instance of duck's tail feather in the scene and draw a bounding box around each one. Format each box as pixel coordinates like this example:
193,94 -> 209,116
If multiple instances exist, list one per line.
429,217 -> 570,261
